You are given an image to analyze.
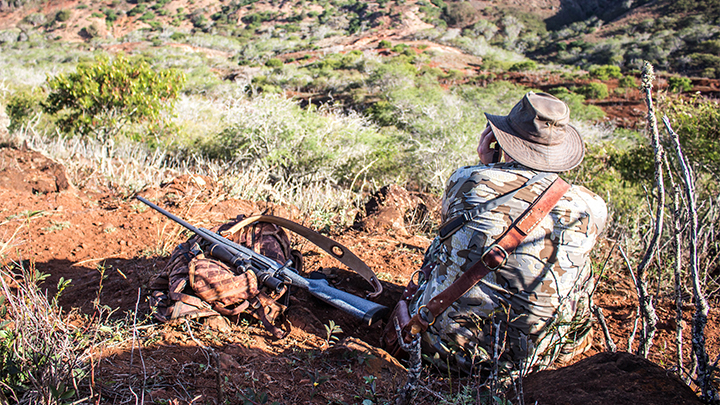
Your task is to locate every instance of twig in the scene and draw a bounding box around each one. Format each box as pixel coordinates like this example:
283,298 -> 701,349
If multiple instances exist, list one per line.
618,243 -> 640,352
593,305 -> 617,352
662,115 -> 716,401
395,318 -> 422,405
670,179 -> 686,381
635,62 -> 663,358
590,239 -> 618,297
514,359 -> 526,405
129,287 -> 146,405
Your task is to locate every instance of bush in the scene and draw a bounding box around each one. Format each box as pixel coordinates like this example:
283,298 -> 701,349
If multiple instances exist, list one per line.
103,8 -> 119,23
588,65 -> 622,81
127,4 -> 146,17
666,96 -> 720,175
43,55 -> 185,143
23,13 -> 46,26
170,32 -> 187,41
391,43 -> 409,53
201,95 -> 397,187
444,1 -> 476,27
265,58 -> 283,68
79,24 -> 100,39
0,264 -> 105,404
667,76 -> 692,93
549,87 -> 605,121
568,140 -> 651,227
366,99 -> 399,127
6,89 -> 45,133
618,75 -> 636,89
138,11 -> 155,21
690,53 -> 720,77
55,9 -> 71,22
508,60 -> 537,72
378,39 -> 391,49
575,82 -> 609,100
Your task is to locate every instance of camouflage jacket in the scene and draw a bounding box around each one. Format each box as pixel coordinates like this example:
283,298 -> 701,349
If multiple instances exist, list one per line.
409,162 -> 607,374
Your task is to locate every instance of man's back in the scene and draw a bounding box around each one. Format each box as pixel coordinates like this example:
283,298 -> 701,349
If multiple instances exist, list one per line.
410,162 -> 607,374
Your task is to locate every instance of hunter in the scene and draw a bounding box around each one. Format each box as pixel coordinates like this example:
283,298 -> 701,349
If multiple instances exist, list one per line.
388,92 -> 607,376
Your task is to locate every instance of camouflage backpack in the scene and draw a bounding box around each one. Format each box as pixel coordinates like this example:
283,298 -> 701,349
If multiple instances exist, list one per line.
148,215 -> 302,338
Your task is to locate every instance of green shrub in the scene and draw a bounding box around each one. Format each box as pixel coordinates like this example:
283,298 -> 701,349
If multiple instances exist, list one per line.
127,4 -> 146,17
170,32 -> 187,41
508,60 -> 537,72
6,89 -> 45,133
315,55 -> 342,70
575,82 -> 609,100
0,265 -> 96,404
378,39 -> 391,49
666,96 -> 720,175
202,95 -> 398,187
103,8 -> 119,23
549,87 -> 605,121
55,9 -> 71,22
366,99 -> 399,127
341,50 -> 363,68
391,43 -> 409,53
618,75 -> 636,89
568,140 -> 651,227
138,11 -> 155,21
667,76 -> 692,93
43,55 -> 185,143
79,24 -> 100,38
265,58 -> 283,68
444,1 -> 476,27
690,53 -> 720,77
250,75 -> 281,93
191,11 -> 210,30
588,65 -> 622,81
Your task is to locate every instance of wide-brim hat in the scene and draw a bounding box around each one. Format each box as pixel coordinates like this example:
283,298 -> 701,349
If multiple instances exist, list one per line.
485,92 -> 584,172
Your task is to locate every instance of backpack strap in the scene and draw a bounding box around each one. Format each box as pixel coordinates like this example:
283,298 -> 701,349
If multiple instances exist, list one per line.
438,171 -> 553,240
223,215 -> 384,298
402,177 -> 571,339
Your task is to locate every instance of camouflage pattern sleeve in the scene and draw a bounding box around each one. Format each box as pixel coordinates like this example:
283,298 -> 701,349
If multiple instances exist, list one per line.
410,163 -> 607,375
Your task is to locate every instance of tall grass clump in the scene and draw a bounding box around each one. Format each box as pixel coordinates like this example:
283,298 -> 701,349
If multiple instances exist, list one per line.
198,94 -> 399,189
0,262 -> 92,404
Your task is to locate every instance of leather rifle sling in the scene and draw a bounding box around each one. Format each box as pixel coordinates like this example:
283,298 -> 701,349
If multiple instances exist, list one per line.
222,215 -> 383,298
403,177 -> 571,339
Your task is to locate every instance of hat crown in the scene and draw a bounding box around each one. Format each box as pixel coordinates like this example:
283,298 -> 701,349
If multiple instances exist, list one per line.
508,92 -> 570,147
484,92 -> 585,172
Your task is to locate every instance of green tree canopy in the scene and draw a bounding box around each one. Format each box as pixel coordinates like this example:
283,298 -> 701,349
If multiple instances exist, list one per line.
43,55 -> 185,143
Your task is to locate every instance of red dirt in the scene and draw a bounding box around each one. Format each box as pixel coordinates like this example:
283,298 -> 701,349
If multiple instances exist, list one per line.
0,144 -> 715,404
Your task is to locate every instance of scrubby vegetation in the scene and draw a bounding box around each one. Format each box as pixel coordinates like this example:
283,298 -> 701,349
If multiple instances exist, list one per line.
1,0 -> 720,403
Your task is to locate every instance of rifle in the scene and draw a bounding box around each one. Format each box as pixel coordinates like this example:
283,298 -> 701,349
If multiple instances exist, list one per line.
136,196 -> 388,325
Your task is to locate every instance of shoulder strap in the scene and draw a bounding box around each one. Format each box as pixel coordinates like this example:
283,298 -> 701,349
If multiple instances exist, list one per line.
403,177 -> 571,338
438,171 -> 553,240
222,215 -> 383,298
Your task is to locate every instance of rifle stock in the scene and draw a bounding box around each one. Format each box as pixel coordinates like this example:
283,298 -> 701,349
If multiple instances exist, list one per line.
136,196 -> 387,325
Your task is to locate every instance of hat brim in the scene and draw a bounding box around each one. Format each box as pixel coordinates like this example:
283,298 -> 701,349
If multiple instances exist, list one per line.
485,113 -> 585,172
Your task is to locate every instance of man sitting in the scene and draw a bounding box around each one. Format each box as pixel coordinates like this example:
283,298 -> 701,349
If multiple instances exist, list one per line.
407,92 -> 607,375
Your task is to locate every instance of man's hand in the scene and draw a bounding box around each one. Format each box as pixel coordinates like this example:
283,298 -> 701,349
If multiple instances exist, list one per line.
477,126 -> 498,164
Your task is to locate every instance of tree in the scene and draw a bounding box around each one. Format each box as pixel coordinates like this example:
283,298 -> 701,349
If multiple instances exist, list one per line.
43,55 -> 185,144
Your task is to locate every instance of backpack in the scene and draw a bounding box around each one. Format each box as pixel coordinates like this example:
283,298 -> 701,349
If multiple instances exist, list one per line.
148,215 -> 303,338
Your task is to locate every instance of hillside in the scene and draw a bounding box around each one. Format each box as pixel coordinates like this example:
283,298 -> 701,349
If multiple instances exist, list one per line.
1,0 -> 720,404
0,141 -> 714,404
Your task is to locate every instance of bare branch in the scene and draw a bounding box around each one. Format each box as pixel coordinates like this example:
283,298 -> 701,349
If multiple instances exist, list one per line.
634,62 -> 663,358
662,115 -> 716,401
593,305 -> 617,352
